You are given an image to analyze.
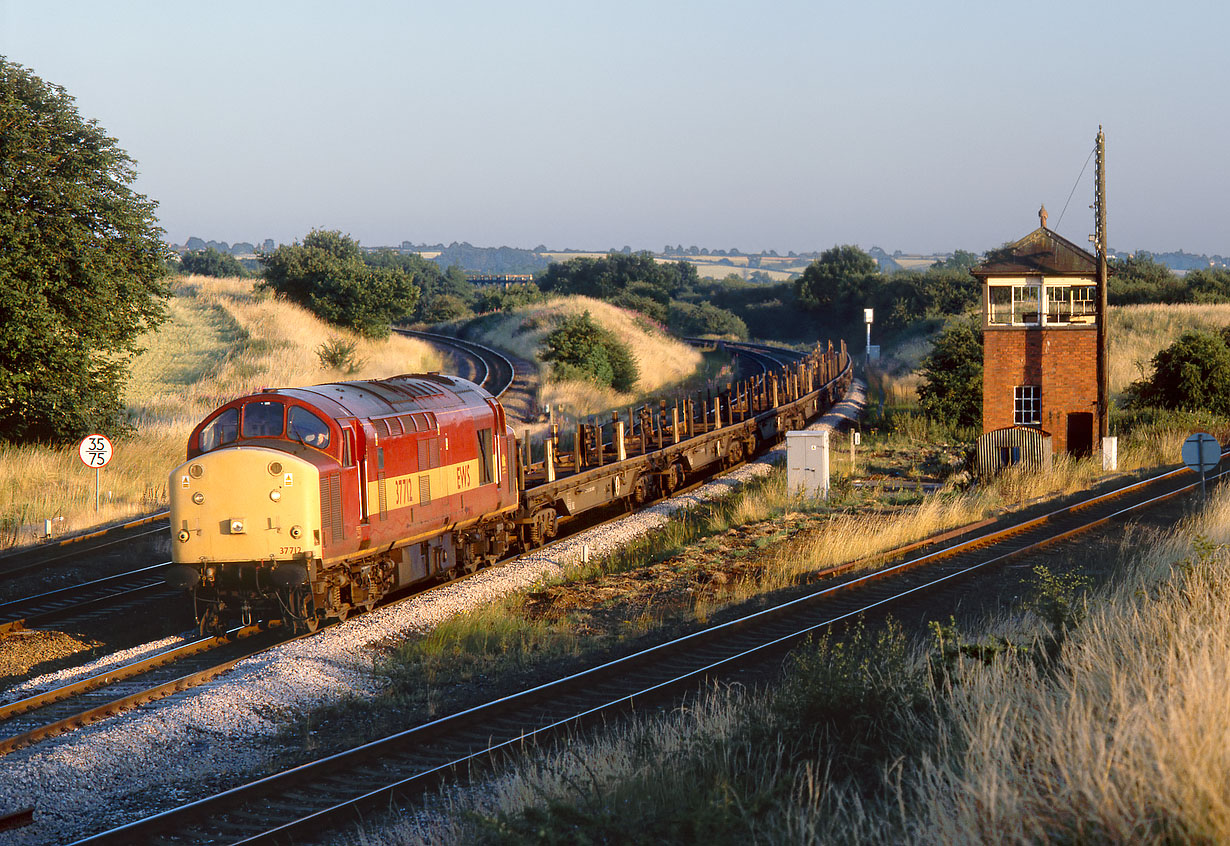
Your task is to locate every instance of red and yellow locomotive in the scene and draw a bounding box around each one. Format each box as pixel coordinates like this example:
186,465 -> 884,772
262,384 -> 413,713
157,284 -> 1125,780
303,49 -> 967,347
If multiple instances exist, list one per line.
166,373 -> 518,632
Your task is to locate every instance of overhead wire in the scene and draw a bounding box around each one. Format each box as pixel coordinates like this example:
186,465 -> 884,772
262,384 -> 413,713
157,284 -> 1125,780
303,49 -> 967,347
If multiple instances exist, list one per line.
1055,143 -> 1096,231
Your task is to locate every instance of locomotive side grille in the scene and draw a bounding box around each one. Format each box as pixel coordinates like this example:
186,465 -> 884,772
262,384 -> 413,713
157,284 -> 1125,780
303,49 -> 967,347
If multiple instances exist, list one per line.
419,474 -> 431,505
320,472 -> 344,542
378,473 -> 387,520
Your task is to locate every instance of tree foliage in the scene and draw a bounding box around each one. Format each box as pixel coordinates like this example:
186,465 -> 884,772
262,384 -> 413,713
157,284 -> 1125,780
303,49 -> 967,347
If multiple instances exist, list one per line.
916,319 -> 983,429
541,311 -> 639,392
1127,330 -> 1230,415
259,230 -> 420,338
795,245 -> 880,311
0,59 -> 170,444
667,301 -> 748,339
180,247 -> 246,278
538,252 -> 698,304
795,245 -> 979,339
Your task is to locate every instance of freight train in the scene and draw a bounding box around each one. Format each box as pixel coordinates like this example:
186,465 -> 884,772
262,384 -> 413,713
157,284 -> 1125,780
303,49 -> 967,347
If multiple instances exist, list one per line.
166,343 -> 850,634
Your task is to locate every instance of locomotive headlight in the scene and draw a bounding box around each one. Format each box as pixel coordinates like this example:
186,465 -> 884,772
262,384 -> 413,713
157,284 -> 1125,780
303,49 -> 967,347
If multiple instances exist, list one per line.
289,525 -> 302,539
269,489 -> 282,502
230,519 -> 245,534
192,492 -> 205,505
177,529 -> 190,543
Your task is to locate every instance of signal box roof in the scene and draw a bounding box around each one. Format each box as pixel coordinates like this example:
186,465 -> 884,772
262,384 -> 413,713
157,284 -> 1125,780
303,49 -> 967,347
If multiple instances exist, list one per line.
973,227 -> 1098,278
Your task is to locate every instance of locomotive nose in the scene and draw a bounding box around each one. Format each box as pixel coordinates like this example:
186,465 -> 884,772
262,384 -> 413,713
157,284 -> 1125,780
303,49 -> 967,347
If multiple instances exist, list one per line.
169,447 -> 322,566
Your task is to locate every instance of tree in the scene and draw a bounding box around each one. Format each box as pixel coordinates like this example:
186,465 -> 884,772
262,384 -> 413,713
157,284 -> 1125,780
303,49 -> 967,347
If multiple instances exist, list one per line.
259,230 -> 420,338
1127,330 -> 1230,415
180,247 -> 246,277
795,245 -> 879,311
916,320 -> 983,429
538,252 -> 696,304
667,301 -> 748,339
0,59 -> 170,444
541,311 -> 639,392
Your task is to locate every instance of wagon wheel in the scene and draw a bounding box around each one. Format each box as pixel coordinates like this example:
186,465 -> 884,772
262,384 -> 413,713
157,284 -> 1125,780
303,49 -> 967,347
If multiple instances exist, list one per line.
726,439 -> 745,467
631,476 -> 650,507
665,462 -> 685,493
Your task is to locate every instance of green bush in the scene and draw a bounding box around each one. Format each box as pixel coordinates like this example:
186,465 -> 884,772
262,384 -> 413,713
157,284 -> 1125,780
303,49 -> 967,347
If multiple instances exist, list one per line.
667,300 -> 748,339
541,311 -> 639,392
1127,329 -> 1230,415
315,337 -> 364,373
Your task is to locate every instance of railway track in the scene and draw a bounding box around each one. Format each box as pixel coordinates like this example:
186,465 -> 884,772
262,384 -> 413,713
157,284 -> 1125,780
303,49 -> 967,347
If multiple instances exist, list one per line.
394,328 -> 516,397
0,625 -> 293,756
0,562 -> 174,635
0,513 -> 169,584
0,337 -> 805,760
71,454 -> 1224,846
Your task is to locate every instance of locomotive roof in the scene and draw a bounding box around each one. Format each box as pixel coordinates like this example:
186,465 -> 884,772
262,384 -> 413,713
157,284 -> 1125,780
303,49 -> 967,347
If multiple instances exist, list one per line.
261,373 -> 494,420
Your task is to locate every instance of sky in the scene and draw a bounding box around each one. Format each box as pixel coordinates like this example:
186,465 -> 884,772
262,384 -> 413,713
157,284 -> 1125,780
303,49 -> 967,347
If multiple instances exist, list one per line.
3,0 -> 1228,256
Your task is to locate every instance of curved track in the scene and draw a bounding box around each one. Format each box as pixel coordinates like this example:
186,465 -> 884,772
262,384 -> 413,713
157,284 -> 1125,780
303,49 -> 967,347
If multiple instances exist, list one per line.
394,328 -> 515,397
71,447 -> 1227,845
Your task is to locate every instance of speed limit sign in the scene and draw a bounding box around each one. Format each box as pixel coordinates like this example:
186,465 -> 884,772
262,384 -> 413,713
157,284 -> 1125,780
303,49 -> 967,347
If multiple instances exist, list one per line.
79,434 -> 114,468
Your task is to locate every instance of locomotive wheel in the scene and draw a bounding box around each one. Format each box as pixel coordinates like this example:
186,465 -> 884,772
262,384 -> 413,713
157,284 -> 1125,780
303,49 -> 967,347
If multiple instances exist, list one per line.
293,589 -> 319,633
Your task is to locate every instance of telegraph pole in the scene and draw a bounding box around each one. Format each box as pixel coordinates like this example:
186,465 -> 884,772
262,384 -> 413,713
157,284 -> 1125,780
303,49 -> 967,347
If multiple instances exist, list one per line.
1094,127 -> 1108,441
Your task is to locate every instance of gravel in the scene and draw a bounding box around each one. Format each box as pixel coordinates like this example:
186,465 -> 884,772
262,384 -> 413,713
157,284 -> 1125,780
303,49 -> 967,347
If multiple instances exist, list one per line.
0,381 -> 865,845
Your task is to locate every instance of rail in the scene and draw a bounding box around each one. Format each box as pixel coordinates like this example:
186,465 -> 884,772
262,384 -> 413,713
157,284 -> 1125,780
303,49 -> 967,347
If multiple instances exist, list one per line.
70,450 -> 1227,845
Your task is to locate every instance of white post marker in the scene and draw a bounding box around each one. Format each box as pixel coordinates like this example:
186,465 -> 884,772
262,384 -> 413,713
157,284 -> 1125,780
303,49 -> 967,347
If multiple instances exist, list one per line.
78,434 -> 114,512
1181,432 -> 1221,503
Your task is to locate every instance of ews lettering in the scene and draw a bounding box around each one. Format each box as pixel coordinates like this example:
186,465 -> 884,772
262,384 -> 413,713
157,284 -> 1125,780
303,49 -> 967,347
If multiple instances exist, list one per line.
455,464 -> 471,490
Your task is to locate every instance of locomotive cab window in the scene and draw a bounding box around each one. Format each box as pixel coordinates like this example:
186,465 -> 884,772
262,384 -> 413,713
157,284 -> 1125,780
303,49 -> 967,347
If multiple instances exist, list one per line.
242,401 -> 284,438
287,406 -> 331,450
199,407 -> 239,452
477,428 -> 494,485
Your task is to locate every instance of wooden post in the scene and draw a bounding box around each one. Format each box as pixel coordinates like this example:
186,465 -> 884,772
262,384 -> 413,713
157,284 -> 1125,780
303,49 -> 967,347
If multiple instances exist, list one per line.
672,406 -> 680,444
616,421 -> 626,462
575,421 -> 583,470
713,396 -> 722,429
545,439 -> 556,483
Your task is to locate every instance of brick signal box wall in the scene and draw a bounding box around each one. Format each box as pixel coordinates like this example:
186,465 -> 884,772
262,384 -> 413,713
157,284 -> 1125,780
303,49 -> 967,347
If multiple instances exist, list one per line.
982,325 -> 1097,456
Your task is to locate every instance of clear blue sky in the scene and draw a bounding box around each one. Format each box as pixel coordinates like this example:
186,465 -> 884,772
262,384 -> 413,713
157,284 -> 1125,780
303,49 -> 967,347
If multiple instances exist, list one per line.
3,0 -> 1227,256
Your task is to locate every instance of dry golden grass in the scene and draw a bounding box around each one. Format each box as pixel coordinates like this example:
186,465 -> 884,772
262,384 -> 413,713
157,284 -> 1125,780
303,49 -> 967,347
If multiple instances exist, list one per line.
467,295 -> 703,417
1109,302 -> 1230,396
904,490 -> 1230,844
0,275 -> 442,546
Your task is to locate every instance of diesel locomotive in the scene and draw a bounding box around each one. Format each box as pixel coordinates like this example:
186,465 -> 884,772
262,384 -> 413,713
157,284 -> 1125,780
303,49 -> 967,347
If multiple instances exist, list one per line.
166,373 -> 519,632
